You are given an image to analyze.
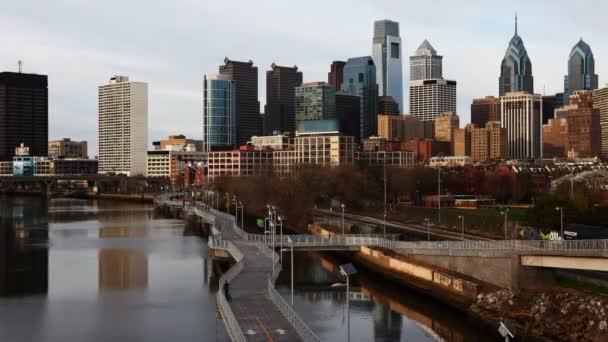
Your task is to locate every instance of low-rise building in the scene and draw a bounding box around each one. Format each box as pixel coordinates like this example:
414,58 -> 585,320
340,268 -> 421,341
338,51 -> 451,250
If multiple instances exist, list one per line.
146,151 -> 170,178
355,151 -> 415,167
428,156 -> 474,167
48,138 -> 88,159
52,159 -> 98,175
0,161 -> 12,175
250,135 -> 291,150
294,135 -> 355,166
207,150 -> 273,179
362,137 -> 388,152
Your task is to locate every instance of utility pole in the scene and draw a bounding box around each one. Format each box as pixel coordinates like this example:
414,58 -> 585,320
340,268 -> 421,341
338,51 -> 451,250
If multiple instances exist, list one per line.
383,157 -> 387,235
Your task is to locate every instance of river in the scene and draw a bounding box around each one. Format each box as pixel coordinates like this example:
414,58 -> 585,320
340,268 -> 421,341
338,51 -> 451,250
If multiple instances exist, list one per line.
0,196 -> 496,341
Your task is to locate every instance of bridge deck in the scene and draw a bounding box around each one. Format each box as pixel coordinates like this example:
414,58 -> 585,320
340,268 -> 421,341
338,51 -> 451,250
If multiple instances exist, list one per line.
213,210 -> 302,341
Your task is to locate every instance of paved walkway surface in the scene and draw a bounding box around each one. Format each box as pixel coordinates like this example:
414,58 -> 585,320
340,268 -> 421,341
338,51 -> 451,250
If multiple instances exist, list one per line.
214,214 -> 302,342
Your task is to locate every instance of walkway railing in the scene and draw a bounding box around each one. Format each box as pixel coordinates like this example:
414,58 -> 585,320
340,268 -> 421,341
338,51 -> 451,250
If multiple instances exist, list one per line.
209,238 -> 247,342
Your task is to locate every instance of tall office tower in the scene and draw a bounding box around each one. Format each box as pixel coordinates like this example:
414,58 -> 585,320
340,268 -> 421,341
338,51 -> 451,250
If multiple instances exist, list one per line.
434,112 -> 459,145
543,116 -> 568,158
328,61 -> 346,90
409,79 -> 456,122
372,19 -> 403,112
264,63 -> 302,135
453,124 -> 474,157
542,94 -> 562,124
564,39 -> 598,106
341,57 -> 379,140
0,72 -> 48,161
471,96 -> 500,128
499,15 -> 533,96
48,138 -> 88,159
500,92 -> 543,159
377,114 -> 424,142
295,82 -> 336,133
377,96 -> 399,115
336,92 -> 361,140
565,91 -> 601,158
594,85 -> 608,159
219,58 -> 261,146
203,74 -> 236,151
410,40 -> 442,81
98,76 -> 148,175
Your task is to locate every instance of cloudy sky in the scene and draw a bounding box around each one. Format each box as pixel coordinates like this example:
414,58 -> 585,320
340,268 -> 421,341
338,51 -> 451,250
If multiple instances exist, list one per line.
2,0 -> 607,157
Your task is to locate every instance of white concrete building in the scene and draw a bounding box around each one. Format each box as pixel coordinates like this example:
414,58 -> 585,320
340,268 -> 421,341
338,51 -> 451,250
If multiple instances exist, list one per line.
409,79 -> 456,122
146,150 -> 170,178
500,92 -> 543,159
98,76 -> 148,175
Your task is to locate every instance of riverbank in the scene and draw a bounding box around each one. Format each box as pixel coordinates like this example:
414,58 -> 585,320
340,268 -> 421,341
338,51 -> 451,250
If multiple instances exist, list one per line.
84,192 -> 155,203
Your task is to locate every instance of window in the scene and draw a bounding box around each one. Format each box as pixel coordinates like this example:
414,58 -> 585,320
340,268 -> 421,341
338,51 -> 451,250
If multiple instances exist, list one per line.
391,42 -> 400,58
358,73 -> 364,82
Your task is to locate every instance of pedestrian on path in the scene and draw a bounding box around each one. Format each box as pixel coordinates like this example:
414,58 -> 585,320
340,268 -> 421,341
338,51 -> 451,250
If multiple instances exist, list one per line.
224,280 -> 231,301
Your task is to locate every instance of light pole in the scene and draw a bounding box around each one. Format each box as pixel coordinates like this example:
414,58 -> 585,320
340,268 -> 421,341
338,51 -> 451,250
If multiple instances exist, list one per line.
570,169 -> 575,200
555,207 -> 564,239
501,208 -> 510,240
437,161 -> 442,224
341,203 -> 345,235
424,218 -> 430,241
278,216 -> 284,264
458,215 -> 464,240
338,263 -> 357,342
240,201 -> 244,229
282,236 -> 294,306
383,157 -> 387,235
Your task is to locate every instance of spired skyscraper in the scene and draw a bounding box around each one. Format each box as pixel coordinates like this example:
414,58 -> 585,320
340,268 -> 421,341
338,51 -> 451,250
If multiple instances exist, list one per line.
564,39 -> 598,106
499,15 -> 533,96
410,40 -> 442,81
371,19 -> 403,112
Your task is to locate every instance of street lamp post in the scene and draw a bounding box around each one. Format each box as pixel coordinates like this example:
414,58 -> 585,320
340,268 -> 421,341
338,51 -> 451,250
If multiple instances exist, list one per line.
555,207 -> 564,239
424,218 -> 430,241
240,201 -> 244,229
501,208 -> 510,240
338,264 -> 357,342
341,203 -> 345,235
458,215 -> 464,240
383,157 -> 387,235
278,216 -> 284,264
287,237 -> 294,306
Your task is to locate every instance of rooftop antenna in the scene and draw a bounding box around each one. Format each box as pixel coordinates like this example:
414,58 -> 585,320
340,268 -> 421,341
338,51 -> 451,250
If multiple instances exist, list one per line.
18,60 -> 22,73
514,12 -> 518,35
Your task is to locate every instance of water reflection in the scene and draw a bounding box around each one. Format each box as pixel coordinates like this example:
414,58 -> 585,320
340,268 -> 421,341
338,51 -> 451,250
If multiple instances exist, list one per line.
0,196 -> 48,297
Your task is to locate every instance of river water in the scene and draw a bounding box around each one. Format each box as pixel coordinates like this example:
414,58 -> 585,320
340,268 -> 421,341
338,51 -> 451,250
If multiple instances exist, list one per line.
0,196 -> 495,341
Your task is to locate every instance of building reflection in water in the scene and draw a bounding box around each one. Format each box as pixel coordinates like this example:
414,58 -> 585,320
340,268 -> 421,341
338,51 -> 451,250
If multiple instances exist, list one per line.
0,196 -> 49,297
98,225 -> 148,290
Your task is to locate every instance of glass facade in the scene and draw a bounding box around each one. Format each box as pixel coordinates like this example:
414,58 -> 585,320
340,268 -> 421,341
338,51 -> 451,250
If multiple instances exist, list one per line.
295,83 -> 336,122
341,57 -> 379,140
564,39 -> 598,106
203,74 -> 236,151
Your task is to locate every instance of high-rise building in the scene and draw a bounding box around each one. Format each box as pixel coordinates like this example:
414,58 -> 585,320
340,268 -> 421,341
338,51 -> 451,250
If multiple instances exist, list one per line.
564,39 -> 598,106
48,138 -> 88,159
594,85 -> 608,159
219,58 -> 261,146
565,91 -> 601,158
467,122 -> 507,161
500,91 -> 542,159
543,117 -> 568,158
341,57 -> 379,140
372,19 -> 403,112
409,79 -> 457,122
377,114 -> 424,142
487,121 -> 507,160
328,61 -> 346,91
410,40 -> 442,81
264,64 -> 302,135
434,112 -> 459,144
377,96 -> 399,115
471,96 -> 501,128
98,76 -> 147,176
336,92 -> 361,141
453,124 -> 474,157
542,94 -> 562,124
0,72 -> 48,161
295,82 -> 336,122
203,74 -> 236,151
499,15 -> 533,96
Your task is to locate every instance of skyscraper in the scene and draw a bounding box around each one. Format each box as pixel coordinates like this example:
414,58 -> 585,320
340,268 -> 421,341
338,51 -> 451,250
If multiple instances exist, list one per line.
434,112 -> 459,144
295,82 -> 337,133
203,74 -> 236,151
336,92 -> 361,140
0,72 -> 48,161
264,63 -> 302,135
471,97 -> 501,128
328,61 -> 346,91
410,40 -> 442,81
372,19 -> 403,112
499,15 -> 533,96
98,76 -> 148,175
501,92 -> 542,159
409,79 -> 457,122
564,39 -> 598,106
341,57 -> 379,140
219,58 -> 261,146
565,91 -> 601,158
377,96 -> 399,115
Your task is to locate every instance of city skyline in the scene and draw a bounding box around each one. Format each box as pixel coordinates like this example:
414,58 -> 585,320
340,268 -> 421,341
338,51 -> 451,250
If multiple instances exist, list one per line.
2,0 -> 608,156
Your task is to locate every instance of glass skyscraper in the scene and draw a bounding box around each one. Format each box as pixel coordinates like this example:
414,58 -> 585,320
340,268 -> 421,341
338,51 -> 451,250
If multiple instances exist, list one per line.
372,19 -> 403,112
203,74 -> 236,151
499,15 -> 533,96
564,39 -> 598,106
410,40 -> 442,81
341,56 -> 379,140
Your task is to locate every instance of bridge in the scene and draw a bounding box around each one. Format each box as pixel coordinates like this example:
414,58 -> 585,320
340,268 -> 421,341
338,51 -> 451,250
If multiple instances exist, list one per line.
155,193 -> 608,341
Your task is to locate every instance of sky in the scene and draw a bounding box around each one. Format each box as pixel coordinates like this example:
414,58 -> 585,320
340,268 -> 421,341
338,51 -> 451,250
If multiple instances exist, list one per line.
2,0 -> 608,157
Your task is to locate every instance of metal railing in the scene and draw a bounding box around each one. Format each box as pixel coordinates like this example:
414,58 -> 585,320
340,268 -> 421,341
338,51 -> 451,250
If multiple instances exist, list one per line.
209,238 -> 247,342
261,243 -> 321,342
